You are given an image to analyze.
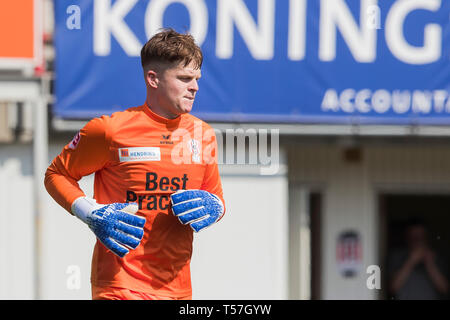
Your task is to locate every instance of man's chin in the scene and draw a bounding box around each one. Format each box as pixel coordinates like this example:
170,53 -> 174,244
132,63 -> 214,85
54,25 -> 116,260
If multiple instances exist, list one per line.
181,105 -> 193,114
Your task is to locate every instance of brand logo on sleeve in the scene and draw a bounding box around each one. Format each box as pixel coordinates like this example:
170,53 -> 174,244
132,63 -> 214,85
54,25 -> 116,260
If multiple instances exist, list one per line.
68,132 -> 81,149
118,147 -> 161,162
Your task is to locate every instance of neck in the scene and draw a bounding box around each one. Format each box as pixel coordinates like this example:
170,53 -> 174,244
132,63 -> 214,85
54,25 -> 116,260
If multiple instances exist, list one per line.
146,96 -> 179,120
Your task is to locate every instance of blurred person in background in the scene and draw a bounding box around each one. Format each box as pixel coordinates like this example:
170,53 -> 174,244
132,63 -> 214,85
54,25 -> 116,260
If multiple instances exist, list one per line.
44,29 -> 225,300
388,218 -> 448,300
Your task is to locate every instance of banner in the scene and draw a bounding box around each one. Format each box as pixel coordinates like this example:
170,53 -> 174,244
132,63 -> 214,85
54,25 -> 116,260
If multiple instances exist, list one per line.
54,0 -> 450,124
0,0 -> 42,70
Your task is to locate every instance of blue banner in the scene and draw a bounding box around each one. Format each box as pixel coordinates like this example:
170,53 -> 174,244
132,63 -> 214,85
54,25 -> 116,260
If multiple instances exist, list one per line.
54,0 -> 450,124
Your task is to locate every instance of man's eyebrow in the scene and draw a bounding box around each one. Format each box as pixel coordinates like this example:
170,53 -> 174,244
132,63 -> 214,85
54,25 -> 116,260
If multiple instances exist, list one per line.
179,71 -> 202,78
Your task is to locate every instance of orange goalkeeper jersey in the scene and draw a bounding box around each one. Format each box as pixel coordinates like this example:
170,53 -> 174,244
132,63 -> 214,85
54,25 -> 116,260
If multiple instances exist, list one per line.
44,103 -> 225,298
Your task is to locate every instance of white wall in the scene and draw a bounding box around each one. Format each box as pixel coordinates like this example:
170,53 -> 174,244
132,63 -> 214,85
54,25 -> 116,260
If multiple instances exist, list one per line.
0,145 -> 34,299
5,140 -> 450,300
191,165 -> 289,299
0,141 -> 289,299
41,142 -> 96,299
40,175 -> 96,300
0,143 -> 95,299
289,143 -> 450,300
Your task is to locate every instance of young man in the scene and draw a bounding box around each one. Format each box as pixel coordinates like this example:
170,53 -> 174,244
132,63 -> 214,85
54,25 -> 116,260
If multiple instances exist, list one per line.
388,219 -> 448,299
44,29 -> 225,300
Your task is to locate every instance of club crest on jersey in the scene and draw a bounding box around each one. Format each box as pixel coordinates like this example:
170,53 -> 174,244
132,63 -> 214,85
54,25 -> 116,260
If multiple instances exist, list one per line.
118,147 -> 161,162
68,132 -> 81,149
188,139 -> 201,163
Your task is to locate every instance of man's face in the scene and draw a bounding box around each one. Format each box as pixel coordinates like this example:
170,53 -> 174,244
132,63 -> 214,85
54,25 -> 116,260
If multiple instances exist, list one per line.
154,61 -> 201,118
406,225 -> 428,249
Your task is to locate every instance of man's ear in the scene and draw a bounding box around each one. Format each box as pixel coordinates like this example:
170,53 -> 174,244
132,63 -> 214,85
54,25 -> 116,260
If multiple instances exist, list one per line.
146,70 -> 159,89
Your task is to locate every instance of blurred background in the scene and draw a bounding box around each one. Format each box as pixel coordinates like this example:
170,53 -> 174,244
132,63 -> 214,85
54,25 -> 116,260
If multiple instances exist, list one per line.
0,0 -> 449,300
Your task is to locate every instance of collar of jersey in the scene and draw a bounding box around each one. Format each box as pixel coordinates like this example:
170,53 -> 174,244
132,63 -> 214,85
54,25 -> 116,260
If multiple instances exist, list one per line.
142,102 -> 182,127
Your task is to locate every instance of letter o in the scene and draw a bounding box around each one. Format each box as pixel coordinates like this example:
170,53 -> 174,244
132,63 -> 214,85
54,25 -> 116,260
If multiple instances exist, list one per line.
145,0 -> 208,46
372,90 -> 391,114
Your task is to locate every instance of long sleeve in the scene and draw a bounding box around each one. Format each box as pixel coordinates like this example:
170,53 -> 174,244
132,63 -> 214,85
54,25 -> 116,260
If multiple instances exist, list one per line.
44,117 -> 111,213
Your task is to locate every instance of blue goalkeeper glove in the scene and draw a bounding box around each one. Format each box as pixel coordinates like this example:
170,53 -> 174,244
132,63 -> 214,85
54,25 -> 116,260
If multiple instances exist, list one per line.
71,197 -> 146,258
170,190 -> 224,232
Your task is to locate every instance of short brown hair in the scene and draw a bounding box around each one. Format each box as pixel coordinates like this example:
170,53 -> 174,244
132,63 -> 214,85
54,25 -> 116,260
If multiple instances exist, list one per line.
140,28 -> 203,71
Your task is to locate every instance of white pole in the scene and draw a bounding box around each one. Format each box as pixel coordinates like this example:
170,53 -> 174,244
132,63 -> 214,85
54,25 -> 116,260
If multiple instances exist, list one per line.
33,96 -> 48,300
289,185 -> 311,299
298,187 -> 311,300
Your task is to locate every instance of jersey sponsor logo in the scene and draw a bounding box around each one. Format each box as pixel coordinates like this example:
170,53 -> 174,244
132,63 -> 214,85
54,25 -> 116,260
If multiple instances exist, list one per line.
120,149 -> 129,157
118,147 -> 161,162
126,171 -> 189,210
145,172 -> 188,191
68,132 -> 81,149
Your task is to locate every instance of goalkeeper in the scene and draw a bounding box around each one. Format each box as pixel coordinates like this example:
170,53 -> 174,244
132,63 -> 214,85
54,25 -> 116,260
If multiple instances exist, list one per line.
44,29 -> 225,300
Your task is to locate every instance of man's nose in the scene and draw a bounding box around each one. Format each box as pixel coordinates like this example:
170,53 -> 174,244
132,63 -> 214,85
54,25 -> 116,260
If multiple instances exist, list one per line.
189,80 -> 199,92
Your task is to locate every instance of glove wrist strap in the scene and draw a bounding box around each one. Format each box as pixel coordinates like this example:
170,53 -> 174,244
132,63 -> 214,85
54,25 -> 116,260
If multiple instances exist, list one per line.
71,196 -> 97,223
